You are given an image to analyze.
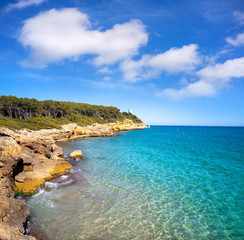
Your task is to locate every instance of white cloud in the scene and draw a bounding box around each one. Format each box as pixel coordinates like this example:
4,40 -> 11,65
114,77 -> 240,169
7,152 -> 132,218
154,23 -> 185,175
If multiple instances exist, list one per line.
120,44 -> 201,82
161,80 -> 216,99
98,67 -> 113,74
19,8 -> 148,68
161,57 -> 244,99
226,32 -> 244,47
198,57 -> 244,80
5,0 -> 46,12
233,11 -> 244,25
149,44 -> 201,72
120,55 -> 151,82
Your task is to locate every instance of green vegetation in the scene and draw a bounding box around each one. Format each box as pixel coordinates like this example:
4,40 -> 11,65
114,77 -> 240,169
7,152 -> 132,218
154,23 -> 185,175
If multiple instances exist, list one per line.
14,189 -> 33,197
14,190 -> 22,196
0,95 -> 142,130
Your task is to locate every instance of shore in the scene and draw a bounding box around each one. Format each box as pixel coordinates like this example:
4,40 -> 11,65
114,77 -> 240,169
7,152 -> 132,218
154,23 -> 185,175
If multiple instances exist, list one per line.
0,120 -> 148,240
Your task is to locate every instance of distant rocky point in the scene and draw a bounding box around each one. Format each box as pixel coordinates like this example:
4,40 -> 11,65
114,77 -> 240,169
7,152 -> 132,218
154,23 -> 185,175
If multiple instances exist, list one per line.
0,95 -> 143,130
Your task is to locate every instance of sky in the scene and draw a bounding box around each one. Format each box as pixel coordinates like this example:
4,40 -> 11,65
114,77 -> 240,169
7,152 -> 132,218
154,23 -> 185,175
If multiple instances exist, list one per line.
0,0 -> 244,126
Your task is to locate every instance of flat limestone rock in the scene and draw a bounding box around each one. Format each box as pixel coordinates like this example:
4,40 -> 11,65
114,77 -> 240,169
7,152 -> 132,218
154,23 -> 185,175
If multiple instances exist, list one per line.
14,160 -> 72,194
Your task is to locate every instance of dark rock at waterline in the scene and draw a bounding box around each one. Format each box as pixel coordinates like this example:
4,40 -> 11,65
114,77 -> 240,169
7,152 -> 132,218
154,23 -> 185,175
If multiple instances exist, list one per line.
27,218 -> 49,240
39,172 -> 90,193
50,172 -> 90,187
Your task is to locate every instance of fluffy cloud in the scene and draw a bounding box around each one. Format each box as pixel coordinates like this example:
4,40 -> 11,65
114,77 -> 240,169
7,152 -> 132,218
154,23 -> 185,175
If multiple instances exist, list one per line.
226,33 -> 244,47
233,11 -> 244,25
120,44 -> 201,82
197,57 -> 244,80
161,57 -> 244,99
19,8 -> 148,68
162,80 -> 216,99
5,0 -> 46,12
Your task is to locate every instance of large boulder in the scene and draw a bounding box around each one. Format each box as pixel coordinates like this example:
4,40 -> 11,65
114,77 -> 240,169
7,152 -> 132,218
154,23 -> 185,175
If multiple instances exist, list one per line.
69,150 -> 82,159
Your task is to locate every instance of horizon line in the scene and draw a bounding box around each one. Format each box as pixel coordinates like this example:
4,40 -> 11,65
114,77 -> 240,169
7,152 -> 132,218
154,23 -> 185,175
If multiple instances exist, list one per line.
146,125 -> 244,127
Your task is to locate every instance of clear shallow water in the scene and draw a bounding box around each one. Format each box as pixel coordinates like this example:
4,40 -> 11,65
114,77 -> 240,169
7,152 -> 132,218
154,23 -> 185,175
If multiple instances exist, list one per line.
27,126 -> 244,239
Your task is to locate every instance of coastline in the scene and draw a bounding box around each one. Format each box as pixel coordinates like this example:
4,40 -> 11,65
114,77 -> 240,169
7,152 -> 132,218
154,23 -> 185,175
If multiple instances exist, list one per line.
0,120 -> 148,240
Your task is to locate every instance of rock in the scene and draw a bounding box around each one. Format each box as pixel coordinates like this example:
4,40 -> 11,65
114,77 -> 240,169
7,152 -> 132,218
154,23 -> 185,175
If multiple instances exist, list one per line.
51,144 -> 56,152
61,123 -> 79,132
0,137 -> 21,163
0,197 -> 29,232
56,137 -> 71,142
14,160 -> 72,194
0,127 -> 15,138
73,127 -> 87,136
0,196 -> 35,240
0,119 -> 147,239
15,174 -> 46,194
0,176 -> 14,198
108,120 -> 147,132
0,222 -> 35,240
69,150 -> 82,159
72,124 -> 114,138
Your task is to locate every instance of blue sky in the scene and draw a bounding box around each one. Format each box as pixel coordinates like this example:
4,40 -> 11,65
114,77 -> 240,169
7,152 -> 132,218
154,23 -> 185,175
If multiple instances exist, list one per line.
0,0 -> 244,126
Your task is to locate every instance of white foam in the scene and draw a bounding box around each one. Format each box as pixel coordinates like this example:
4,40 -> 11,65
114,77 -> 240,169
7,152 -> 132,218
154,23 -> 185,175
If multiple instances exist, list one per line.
45,181 -> 59,188
46,200 -> 55,208
60,179 -> 74,186
32,187 -> 45,197
59,175 -> 69,180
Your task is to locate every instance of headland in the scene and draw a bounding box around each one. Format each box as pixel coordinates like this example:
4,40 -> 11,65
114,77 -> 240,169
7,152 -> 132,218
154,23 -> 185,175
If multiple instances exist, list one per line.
0,120 -> 148,239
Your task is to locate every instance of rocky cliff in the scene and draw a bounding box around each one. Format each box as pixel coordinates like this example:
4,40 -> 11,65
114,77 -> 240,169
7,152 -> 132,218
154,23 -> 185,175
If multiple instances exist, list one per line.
0,120 -> 148,239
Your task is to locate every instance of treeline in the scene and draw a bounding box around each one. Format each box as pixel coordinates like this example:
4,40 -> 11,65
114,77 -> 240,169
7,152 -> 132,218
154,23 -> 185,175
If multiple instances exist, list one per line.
0,96 -> 142,129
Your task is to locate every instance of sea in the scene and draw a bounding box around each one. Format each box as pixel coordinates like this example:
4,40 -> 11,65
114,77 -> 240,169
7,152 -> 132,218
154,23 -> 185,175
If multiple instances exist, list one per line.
26,126 -> 244,240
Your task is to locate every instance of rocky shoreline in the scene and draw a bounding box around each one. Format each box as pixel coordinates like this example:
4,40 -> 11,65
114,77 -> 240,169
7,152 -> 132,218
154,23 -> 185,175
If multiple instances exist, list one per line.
0,120 -> 148,239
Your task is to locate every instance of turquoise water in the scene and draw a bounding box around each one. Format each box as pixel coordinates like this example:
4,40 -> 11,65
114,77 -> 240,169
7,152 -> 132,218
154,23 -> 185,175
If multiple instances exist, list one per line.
27,126 -> 244,239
